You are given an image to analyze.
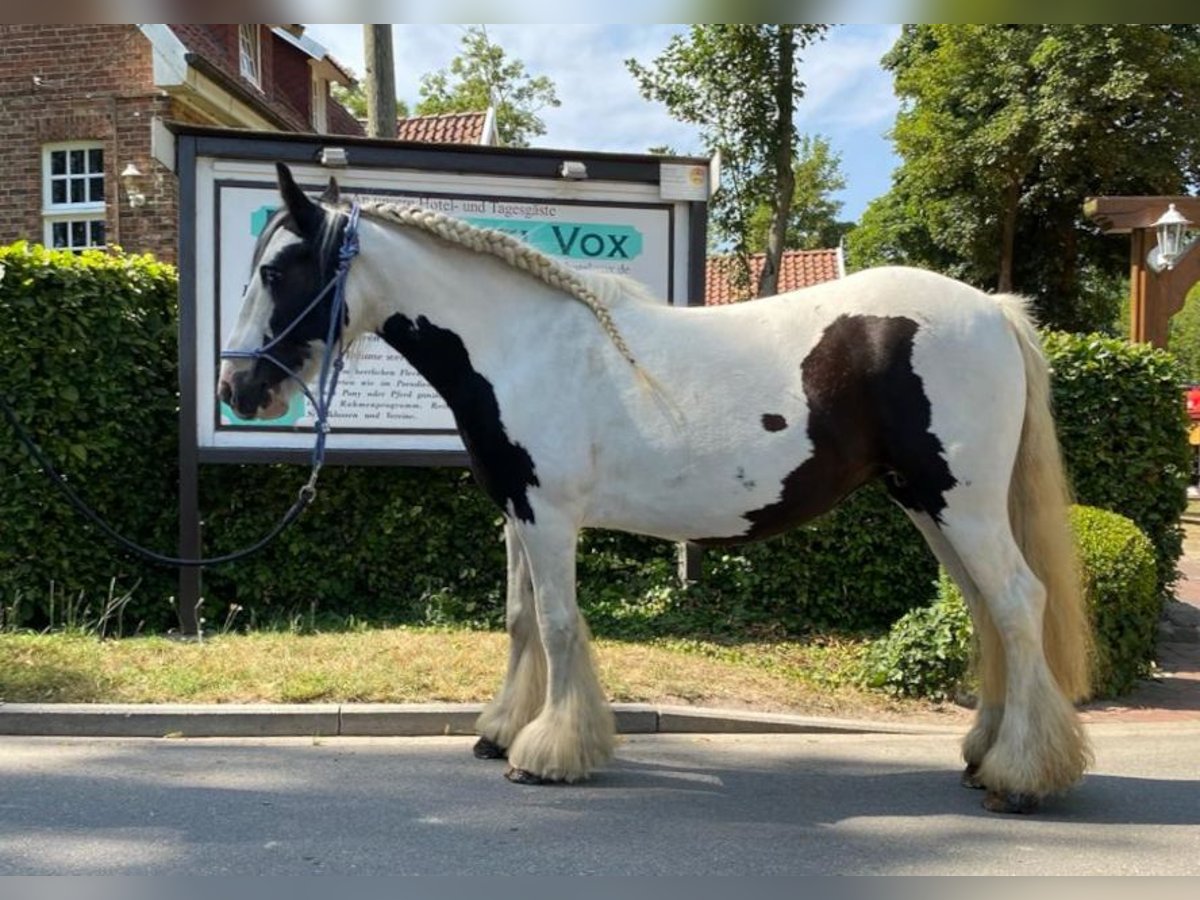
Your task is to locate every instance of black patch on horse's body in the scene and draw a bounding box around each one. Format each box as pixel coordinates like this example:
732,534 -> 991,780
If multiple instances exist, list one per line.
696,314 -> 957,546
378,313 -> 540,523
761,414 -> 788,432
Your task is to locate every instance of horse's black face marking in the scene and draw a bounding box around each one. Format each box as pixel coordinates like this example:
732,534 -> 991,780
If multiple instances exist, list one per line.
696,313 -> 958,546
377,313 -> 540,523
224,163 -> 347,418
761,414 -> 788,432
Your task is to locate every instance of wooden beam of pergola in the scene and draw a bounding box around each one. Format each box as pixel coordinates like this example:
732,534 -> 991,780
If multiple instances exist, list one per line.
1084,194 -> 1200,347
1084,195 -> 1200,234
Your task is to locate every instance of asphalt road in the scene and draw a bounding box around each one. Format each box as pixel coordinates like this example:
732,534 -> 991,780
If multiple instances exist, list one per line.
0,725 -> 1197,875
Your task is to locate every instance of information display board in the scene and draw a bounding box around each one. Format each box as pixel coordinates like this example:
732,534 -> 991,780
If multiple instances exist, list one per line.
178,128 -> 710,464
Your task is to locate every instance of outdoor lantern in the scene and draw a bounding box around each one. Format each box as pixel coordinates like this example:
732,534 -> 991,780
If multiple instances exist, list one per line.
1149,202 -> 1192,271
120,162 -> 146,209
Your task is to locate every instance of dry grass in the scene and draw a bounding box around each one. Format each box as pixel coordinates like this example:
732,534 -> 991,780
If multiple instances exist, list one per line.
0,627 -> 968,724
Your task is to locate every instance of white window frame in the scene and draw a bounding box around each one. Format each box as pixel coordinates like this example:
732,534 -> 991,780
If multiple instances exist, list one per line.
42,141 -> 107,252
239,25 -> 261,87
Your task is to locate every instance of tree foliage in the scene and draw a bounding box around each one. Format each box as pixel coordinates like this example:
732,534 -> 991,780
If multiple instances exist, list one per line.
745,134 -> 848,252
627,25 -> 828,296
416,26 -> 560,148
850,25 -> 1200,332
1169,284 -> 1200,382
331,80 -> 409,122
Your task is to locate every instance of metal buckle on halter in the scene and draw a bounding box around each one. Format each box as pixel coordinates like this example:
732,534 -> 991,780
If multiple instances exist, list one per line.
298,470 -> 320,504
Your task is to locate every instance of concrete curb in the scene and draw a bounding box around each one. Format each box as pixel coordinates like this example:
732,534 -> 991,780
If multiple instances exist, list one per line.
0,702 -> 960,739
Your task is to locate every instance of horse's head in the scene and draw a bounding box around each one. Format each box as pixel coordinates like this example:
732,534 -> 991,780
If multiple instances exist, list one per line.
218,162 -> 348,420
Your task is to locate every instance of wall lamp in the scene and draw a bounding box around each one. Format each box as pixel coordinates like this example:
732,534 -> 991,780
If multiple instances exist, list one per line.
1147,202 -> 1193,272
120,163 -> 147,209
319,147 -> 349,167
559,160 -> 588,180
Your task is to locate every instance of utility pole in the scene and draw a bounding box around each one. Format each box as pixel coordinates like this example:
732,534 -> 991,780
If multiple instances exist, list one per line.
364,25 -> 396,138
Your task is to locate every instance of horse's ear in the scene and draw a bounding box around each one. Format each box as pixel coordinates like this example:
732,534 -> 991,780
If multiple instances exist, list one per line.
275,162 -> 323,236
320,176 -> 340,205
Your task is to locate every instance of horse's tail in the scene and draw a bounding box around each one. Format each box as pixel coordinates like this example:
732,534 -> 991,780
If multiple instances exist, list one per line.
991,295 -> 1092,702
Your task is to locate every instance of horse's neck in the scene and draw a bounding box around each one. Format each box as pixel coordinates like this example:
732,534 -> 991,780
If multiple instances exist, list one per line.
353,217 -> 563,388
352,218 -> 533,336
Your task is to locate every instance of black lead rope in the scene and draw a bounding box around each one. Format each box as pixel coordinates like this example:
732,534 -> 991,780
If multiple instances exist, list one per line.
0,204 -> 361,570
1,391 -> 311,568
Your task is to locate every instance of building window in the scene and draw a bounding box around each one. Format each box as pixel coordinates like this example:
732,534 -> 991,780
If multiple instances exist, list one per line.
42,143 -> 106,251
239,25 -> 261,87
311,71 -> 329,133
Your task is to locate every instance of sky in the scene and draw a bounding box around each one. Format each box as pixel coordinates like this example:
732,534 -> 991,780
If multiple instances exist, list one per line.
304,24 -> 903,223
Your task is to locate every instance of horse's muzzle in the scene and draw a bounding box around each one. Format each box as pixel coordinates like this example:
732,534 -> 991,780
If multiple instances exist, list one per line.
218,362 -> 288,420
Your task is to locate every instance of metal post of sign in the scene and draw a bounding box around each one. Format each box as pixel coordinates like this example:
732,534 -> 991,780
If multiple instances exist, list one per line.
676,198 -> 710,586
176,134 -> 202,635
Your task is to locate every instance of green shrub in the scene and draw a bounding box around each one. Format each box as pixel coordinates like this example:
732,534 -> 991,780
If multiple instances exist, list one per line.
859,506 -> 1161,700
1043,332 -> 1189,599
1072,505 -> 1160,696
859,569 -> 972,701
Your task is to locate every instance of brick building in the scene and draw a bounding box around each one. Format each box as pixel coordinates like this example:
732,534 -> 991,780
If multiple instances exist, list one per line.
0,24 -> 363,263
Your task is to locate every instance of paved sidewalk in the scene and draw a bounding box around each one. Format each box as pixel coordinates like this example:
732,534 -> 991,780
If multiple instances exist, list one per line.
0,701 -> 957,740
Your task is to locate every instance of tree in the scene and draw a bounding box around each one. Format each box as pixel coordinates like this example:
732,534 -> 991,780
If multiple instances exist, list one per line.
331,80 -> 409,122
416,26 -> 560,147
745,134 -> 848,252
863,25 -> 1200,331
1170,285 -> 1200,382
627,25 -> 828,296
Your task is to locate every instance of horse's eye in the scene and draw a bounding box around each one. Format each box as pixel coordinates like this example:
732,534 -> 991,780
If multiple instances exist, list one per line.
260,265 -> 282,287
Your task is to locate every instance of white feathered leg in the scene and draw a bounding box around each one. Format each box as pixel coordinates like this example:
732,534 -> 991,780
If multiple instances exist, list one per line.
504,509 -> 614,783
475,520 -> 545,757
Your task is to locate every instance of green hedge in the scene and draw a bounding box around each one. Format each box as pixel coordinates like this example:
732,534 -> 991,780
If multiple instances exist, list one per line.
860,506 -> 1161,700
1043,332 -> 1189,599
0,243 -> 180,631
0,245 -> 1189,638
199,466 -> 508,629
578,484 -> 935,638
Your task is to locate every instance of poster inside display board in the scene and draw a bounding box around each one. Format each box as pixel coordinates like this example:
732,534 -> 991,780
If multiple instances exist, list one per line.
181,128 -> 711,465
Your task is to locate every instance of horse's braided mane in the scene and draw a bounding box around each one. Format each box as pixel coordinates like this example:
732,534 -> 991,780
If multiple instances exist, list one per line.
356,200 -> 639,371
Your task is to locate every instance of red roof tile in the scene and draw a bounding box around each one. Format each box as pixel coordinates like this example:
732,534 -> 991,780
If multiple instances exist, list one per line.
705,248 -> 844,305
395,110 -> 491,145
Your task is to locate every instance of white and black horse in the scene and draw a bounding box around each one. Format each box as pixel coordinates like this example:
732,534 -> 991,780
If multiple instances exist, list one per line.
219,164 -> 1092,813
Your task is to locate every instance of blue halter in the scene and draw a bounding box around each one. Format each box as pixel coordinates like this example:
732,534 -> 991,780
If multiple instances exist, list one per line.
221,203 -> 361,494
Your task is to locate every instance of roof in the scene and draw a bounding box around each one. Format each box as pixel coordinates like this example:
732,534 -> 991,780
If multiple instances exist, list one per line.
270,25 -> 354,84
705,248 -> 845,305
395,109 -> 496,145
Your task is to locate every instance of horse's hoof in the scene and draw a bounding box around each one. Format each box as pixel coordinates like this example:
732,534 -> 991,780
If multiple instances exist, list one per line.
961,763 -> 986,790
473,736 -> 507,760
505,766 -> 549,785
983,790 -> 1040,814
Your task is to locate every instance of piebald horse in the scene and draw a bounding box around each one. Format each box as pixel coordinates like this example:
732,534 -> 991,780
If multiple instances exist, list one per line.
219,164 -> 1092,813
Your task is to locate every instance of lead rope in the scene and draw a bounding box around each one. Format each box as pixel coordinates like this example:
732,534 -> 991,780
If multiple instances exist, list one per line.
0,205 -> 361,569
